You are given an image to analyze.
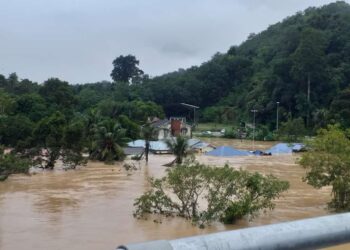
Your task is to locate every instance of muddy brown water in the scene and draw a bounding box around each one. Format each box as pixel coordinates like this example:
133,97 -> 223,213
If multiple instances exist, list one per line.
0,139 -> 345,250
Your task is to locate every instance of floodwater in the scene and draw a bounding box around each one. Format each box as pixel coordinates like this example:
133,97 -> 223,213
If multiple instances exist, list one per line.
0,138 -> 343,250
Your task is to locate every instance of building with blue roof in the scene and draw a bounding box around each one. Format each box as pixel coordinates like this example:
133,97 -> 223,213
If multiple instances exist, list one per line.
206,146 -> 250,157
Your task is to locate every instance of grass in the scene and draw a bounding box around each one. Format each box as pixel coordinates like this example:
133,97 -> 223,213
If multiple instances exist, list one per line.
195,123 -> 233,132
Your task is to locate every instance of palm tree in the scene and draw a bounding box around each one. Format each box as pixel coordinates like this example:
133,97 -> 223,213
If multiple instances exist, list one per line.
142,123 -> 157,162
85,109 -> 102,155
91,120 -> 128,163
166,135 -> 189,164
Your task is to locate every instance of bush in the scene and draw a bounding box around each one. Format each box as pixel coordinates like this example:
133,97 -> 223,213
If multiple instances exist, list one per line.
134,160 -> 289,227
0,147 -> 30,181
300,125 -> 350,211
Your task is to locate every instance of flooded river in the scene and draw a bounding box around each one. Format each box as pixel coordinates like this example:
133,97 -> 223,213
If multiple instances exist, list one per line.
0,139 -> 340,250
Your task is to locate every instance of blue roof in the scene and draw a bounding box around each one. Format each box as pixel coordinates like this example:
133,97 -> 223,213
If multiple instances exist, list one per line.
266,143 -> 305,154
206,146 -> 250,157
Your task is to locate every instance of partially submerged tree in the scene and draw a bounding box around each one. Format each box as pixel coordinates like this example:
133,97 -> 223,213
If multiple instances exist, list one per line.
166,135 -> 189,164
16,112 -> 87,169
90,120 -> 128,164
278,116 -> 306,142
0,146 -> 30,181
300,125 -> 350,211
134,160 -> 289,227
142,122 -> 157,162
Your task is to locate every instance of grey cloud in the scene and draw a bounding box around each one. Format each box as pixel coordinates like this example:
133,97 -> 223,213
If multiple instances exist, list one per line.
0,0 -> 346,83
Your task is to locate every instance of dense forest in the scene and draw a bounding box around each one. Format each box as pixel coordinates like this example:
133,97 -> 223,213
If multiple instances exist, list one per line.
136,1 -> 350,131
1,1 -> 350,177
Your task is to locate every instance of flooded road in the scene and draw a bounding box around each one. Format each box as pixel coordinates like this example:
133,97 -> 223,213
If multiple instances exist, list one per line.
0,139 -> 338,250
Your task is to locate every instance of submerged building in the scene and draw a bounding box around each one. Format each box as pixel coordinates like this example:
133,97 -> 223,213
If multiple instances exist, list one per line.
149,117 -> 192,140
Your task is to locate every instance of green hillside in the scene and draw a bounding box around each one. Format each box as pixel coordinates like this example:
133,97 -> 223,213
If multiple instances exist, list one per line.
137,1 -> 350,130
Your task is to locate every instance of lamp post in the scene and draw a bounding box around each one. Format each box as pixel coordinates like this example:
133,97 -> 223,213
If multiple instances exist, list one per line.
276,101 -> 280,131
251,109 -> 258,151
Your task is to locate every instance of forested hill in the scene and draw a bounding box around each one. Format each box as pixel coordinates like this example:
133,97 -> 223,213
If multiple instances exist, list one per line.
138,1 -> 350,129
1,1 -> 350,135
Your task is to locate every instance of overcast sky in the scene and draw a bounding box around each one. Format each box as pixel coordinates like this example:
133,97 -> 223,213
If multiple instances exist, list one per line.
0,0 -> 345,84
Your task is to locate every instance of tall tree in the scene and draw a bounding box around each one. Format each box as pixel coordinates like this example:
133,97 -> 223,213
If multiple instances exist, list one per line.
331,87 -> 350,127
300,125 -> 350,211
90,120 -> 128,163
0,90 -> 15,115
39,78 -> 76,112
111,55 -> 144,83
19,112 -> 86,169
291,28 -> 326,128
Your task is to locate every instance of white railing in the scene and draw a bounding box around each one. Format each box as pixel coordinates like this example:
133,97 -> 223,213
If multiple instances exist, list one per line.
117,213 -> 350,250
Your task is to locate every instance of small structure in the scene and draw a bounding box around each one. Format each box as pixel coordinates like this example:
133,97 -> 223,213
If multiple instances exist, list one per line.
123,147 -> 145,156
127,140 -> 171,154
127,138 -> 213,154
187,138 -> 215,153
206,146 -> 250,157
266,143 -> 305,155
149,117 -> 192,140
149,141 -> 171,154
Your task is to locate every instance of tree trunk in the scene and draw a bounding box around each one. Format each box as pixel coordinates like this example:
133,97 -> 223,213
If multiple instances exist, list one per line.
145,141 -> 149,162
307,72 -> 311,128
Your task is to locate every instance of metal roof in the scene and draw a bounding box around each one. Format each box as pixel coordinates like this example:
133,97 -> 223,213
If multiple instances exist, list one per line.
206,146 -> 250,157
266,143 -> 305,154
123,147 -> 144,155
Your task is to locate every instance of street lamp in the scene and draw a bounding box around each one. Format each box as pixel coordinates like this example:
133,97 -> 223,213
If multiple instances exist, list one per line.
276,101 -> 280,131
251,109 -> 258,150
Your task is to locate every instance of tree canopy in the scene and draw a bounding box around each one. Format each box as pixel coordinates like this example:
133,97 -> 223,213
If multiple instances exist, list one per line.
111,55 -> 144,83
134,160 -> 289,227
300,125 -> 350,211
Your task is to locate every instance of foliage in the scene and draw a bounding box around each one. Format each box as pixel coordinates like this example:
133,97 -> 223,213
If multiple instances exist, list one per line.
96,99 -> 164,123
0,146 -> 30,181
90,119 -> 128,163
0,115 -> 34,146
331,87 -> 350,127
111,55 -> 144,83
300,125 -> 350,211
15,93 -> 48,122
165,135 -> 189,164
2,1 -> 350,172
278,117 -> 306,142
223,127 -> 237,139
118,115 -> 140,140
0,90 -> 16,115
39,78 -> 76,113
134,161 -> 289,227
17,112 -> 87,169
123,1 -> 350,131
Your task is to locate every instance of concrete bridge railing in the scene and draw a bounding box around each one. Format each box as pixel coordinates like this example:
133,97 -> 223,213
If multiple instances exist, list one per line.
117,213 -> 350,250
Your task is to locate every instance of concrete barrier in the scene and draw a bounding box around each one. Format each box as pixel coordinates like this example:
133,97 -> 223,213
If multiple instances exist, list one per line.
117,213 -> 350,250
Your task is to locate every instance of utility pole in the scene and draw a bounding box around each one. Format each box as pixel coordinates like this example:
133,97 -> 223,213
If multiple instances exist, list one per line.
276,101 -> 280,131
251,109 -> 258,151
307,72 -> 311,128
180,103 -> 199,138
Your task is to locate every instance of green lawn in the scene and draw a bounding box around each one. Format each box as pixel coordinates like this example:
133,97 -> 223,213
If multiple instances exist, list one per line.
195,123 -> 233,132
